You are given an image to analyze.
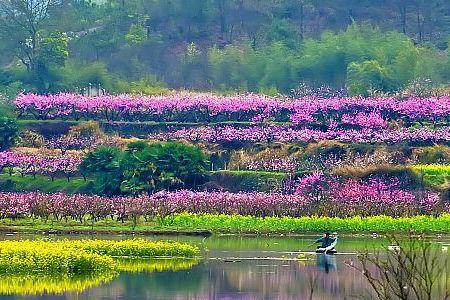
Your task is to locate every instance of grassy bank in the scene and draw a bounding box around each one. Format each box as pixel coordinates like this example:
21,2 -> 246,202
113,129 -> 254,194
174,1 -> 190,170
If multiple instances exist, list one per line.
0,173 -> 91,194
411,164 -> 450,187
2,213 -> 450,234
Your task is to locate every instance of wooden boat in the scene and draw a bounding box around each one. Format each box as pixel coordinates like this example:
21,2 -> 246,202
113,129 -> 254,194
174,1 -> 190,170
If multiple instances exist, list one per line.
315,237 -> 338,254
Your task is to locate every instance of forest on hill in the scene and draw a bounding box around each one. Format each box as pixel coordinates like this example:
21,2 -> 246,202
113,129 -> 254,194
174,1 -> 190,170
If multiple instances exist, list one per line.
0,0 -> 450,97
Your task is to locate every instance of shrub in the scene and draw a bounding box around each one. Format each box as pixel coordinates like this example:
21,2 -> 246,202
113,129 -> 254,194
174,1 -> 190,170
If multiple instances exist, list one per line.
119,141 -> 209,195
0,115 -> 18,150
333,164 -> 421,189
167,213 -> 450,233
410,165 -> 450,188
411,146 -> 450,164
0,239 -> 199,276
208,170 -> 288,192
79,146 -> 123,196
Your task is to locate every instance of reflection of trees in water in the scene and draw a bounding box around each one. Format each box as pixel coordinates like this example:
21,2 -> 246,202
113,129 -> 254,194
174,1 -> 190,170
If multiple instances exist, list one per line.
39,258 -> 374,299
205,258 -> 369,299
87,263 -> 207,299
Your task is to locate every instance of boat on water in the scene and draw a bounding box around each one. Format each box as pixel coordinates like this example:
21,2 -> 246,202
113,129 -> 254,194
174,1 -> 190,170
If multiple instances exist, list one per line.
315,237 -> 338,254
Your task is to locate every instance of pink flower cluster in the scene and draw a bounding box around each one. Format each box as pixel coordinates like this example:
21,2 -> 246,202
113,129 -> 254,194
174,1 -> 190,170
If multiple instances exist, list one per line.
14,93 -> 450,126
45,135 -> 121,153
148,125 -> 450,145
15,93 -> 285,122
0,151 -> 82,179
294,176 -> 442,216
0,188 -> 443,220
295,172 -> 329,197
341,112 -> 388,129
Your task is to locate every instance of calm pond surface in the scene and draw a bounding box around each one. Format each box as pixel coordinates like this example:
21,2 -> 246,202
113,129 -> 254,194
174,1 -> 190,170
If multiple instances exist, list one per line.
0,233 -> 447,300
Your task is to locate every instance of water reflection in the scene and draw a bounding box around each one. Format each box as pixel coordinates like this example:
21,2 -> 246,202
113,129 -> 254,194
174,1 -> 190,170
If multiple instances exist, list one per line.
0,234 -> 434,299
0,259 -> 200,298
67,257 -> 366,300
0,274 -> 114,296
316,253 -> 337,273
116,258 -> 199,273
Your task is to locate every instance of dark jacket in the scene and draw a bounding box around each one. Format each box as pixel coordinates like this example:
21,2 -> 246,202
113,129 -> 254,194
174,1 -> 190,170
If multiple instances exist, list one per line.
315,236 -> 335,248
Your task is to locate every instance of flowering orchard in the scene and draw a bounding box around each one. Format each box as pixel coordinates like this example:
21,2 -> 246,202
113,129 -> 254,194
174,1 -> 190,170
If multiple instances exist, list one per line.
148,125 -> 450,145
15,93 -> 450,126
0,185 -> 442,222
0,150 -> 83,180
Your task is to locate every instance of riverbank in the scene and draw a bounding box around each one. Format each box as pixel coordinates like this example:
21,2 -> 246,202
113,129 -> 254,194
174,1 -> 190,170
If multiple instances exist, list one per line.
1,213 -> 450,235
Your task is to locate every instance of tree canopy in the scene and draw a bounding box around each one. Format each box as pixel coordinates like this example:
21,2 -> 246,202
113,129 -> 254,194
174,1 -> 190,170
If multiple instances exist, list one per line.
0,0 -> 449,96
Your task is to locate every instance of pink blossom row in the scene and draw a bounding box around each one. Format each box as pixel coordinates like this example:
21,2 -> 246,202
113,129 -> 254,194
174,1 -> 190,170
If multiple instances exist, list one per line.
0,188 -> 442,221
294,175 -> 441,216
14,93 -> 450,125
148,125 -> 450,145
0,151 -> 83,178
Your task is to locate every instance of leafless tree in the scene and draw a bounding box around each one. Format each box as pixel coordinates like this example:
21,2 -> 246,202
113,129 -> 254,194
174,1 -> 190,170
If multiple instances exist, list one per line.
350,233 -> 450,300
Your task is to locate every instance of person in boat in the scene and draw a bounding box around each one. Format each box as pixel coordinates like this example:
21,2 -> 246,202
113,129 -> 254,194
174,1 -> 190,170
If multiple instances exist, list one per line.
314,232 -> 336,250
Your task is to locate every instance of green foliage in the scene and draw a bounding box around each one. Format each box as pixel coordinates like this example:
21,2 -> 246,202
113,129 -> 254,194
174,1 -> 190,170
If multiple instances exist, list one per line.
1,2 -> 450,94
37,32 -> 69,68
209,170 -> 288,192
80,142 -> 209,195
60,62 -> 126,93
6,213 -> 450,234
208,43 -> 297,92
347,60 -> 392,96
410,165 -> 450,188
125,24 -> 148,45
120,141 -> 209,195
0,113 -> 18,150
262,19 -> 300,49
0,173 -> 92,194
127,76 -> 170,95
79,147 -> 123,196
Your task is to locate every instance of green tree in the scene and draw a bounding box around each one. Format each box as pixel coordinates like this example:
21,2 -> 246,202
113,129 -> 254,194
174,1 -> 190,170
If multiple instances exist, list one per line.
79,146 -> 123,196
346,60 -> 392,96
120,141 -> 209,195
0,114 -> 18,150
0,0 -> 60,73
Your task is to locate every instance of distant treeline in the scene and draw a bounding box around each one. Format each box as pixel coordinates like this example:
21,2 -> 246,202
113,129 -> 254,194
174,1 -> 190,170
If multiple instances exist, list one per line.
0,0 -> 449,96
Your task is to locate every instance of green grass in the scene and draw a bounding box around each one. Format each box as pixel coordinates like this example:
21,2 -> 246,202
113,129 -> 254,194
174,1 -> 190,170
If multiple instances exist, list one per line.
2,213 -> 450,234
0,173 -> 92,194
410,164 -> 450,187
210,170 -> 288,192
0,170 -> 289,194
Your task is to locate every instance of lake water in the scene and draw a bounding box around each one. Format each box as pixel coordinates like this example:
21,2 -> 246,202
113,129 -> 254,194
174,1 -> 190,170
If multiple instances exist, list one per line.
0,234 -> 446,300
